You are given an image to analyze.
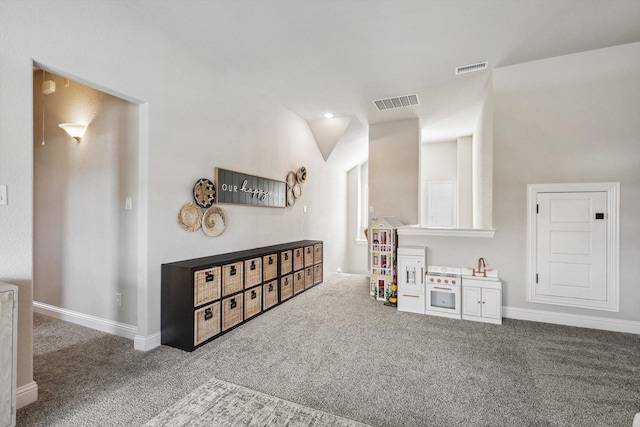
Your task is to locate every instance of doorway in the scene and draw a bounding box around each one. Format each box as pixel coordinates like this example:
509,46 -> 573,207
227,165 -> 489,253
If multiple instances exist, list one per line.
32,67 -> 141,333
527,182 -> 620,311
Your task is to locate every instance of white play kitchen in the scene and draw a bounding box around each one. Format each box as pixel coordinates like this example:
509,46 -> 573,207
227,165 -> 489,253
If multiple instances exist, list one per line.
396,246 -> 503,324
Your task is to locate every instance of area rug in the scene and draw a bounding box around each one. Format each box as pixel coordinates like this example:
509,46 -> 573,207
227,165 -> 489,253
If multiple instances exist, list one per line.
143,376 -> 371,427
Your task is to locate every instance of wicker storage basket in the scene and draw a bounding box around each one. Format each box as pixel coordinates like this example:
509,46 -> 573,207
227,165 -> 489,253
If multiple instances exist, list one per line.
305,266 -> 314,289
281,274 -> 293,301
314,243 -> 323,263
263,280 -> 278,309
294,270 -> 305,295
293,247 -> 304,271
262,253 -> 278,281
244,286 -> 262,319
244,257 -> 262,288
194,301 -> 221,346
314,263 -> 323,285
280,250 -> 292,275
304,245 -> 314,267
222,294 -> 244,331
222,261 -> 244,297
193,266 -> 221,307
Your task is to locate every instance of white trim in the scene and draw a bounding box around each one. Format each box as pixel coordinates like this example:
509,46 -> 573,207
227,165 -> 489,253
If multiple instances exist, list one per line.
16,381 -> 38,409
33,302 -> 137,340
527,182 -> 620,311
503,306 -> 640,335
134,332 -> 161,351
397,225 -> 497,238
137,102 -> 150,343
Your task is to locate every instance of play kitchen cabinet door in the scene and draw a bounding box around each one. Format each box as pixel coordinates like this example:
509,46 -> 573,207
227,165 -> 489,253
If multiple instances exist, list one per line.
0,283 -> 17,427
462,278 -> 502,324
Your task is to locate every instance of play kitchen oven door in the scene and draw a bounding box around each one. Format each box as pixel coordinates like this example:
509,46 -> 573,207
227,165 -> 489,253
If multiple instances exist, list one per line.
425,268 -> 461,319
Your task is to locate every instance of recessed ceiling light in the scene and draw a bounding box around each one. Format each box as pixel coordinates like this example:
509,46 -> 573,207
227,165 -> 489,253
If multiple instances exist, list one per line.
324,112 -> 334,119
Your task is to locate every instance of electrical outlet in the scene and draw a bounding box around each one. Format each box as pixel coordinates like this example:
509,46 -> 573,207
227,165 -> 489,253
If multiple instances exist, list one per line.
115,293 -> 122,307
125,197 -> 132,210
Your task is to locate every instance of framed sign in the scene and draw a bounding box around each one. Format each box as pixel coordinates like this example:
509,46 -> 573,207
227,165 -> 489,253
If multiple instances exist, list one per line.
215,168 -> 286,208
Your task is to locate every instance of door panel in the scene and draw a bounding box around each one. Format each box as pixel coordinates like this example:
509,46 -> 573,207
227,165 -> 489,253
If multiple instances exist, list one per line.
537,192 -> 607,302
462,286 -> 481,317
481,288 -> 501,319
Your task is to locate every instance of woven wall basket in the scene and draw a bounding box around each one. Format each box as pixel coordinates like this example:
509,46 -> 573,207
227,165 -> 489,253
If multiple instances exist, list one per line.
178,202 -> 203,232
202,206 -> 226,237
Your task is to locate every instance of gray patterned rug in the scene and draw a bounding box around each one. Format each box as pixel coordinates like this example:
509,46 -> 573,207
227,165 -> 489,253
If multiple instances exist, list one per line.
143,376 -> 370,427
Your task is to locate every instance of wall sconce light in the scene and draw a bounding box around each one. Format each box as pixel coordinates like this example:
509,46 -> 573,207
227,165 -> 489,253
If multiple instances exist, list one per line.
58,123 -> 87,142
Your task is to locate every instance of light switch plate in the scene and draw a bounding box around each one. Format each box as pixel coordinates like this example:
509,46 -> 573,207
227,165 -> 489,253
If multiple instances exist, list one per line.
0,185 -> 7,206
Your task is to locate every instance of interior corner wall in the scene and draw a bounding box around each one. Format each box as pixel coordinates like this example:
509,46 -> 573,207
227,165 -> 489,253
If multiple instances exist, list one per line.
0,0 -> 347,399
399,42 -> 640,325
369,119 -> 419,226
472,78 -> 493,229
457,136 -> 473,229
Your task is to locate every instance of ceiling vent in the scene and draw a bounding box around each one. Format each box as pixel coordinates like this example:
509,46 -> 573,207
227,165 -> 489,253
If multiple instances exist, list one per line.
373,94 -> 419,111
455,61 -> 488,76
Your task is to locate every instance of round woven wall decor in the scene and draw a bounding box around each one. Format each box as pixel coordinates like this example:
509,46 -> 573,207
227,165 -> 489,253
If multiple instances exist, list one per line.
202,206 -> 226,237
192,178 -> 216,208
296,166 -> 307,184
286,171 -> 297,189
177,202 -> 203,232
287,187 -> 296,206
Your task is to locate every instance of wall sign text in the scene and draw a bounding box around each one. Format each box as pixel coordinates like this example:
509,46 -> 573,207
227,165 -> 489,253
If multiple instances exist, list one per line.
215,168 -> 286,208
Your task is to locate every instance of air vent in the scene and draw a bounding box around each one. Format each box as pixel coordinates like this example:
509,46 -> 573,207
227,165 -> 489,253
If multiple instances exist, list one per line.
373,94 -> 419,111
455,61 -> 488,76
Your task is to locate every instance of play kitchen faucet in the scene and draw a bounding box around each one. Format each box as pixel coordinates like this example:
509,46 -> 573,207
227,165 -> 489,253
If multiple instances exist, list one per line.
472,257 -> 487,277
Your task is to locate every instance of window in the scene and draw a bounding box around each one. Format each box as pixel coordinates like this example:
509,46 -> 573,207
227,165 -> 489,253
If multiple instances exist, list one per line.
427,181 -> 454,227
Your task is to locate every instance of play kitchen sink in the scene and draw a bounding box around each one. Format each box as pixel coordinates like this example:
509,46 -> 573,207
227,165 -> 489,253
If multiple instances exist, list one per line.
461,257 -> 499,279
461,258 -> 502,324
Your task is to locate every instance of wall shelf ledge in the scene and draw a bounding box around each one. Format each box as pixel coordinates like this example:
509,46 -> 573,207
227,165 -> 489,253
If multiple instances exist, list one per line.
397,225 -> 497,238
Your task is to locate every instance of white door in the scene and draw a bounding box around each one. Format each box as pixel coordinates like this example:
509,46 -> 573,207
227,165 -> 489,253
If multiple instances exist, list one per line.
536,191 -> 607,302
481,288 -> 501,319
462,286 -> 481,317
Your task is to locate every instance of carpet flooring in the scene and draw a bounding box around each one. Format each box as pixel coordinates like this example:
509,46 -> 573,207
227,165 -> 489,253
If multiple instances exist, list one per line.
17,273 -> 640,426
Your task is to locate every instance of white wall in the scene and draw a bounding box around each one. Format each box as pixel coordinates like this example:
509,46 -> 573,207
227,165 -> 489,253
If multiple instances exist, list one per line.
369,119 -> 419,225
457,136 -> 473,228
346,163 -> 369,274
472,79 -> 493,229
400,42 -> 640,325
33,71 -> 139,326
0,0 -> 347,400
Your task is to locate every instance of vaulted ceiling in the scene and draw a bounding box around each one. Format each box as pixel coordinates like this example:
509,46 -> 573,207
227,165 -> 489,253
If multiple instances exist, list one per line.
129,0 -> 640,171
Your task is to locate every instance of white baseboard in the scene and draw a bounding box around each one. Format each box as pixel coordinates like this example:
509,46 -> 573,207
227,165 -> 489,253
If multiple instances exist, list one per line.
134,332 -> 161,351
503,306 -> 640,335
33,301 -> 137,340
16,381 -> 38,409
